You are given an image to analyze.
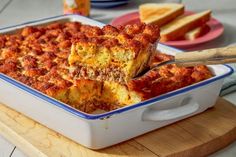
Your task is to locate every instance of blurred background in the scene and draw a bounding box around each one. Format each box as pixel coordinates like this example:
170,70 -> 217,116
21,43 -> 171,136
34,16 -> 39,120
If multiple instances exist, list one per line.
0,0 -> 236,50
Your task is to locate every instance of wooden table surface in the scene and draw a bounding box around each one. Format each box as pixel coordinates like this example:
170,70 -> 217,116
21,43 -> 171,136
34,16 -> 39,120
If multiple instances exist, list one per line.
0,98 -> 236,157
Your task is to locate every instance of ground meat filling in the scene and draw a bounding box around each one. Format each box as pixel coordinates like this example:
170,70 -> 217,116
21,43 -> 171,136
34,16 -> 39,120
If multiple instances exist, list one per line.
71,64 -> 126,83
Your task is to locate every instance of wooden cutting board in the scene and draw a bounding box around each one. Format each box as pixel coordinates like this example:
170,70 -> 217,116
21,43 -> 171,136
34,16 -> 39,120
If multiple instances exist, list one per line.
0,98 -> 236,157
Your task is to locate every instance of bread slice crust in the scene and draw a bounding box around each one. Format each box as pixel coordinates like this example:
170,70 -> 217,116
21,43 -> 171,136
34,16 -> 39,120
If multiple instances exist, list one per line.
139,3 -> 184,27
160,10 -> 211,42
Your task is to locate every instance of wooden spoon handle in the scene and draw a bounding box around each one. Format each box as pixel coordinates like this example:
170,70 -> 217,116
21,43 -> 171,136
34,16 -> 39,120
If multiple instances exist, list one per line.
175,46 -> 236,67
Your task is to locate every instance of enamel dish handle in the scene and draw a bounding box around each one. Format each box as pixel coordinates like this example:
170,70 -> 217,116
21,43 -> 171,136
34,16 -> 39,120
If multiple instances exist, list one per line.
142,97 -> 199,121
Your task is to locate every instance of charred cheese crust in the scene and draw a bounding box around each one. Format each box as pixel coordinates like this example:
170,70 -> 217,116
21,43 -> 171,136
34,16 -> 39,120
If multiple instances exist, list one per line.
0,22 -> 212,114
69,24 -> 160,83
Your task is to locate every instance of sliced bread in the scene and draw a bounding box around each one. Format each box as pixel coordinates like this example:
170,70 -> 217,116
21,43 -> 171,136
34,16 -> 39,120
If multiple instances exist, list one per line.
139,3 -> 184,27
160,10 -> 211,42
184,25 -> 208,40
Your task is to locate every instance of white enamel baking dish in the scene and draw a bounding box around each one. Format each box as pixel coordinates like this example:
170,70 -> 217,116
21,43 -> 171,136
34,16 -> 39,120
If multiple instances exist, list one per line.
0,14 -> 233,149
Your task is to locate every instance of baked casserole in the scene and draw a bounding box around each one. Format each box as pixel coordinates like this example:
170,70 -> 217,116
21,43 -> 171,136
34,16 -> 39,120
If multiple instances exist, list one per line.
0,22 -> 212,113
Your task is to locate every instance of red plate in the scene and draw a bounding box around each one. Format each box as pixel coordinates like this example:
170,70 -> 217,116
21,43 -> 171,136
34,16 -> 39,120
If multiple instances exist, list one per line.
110,11 -> 224,48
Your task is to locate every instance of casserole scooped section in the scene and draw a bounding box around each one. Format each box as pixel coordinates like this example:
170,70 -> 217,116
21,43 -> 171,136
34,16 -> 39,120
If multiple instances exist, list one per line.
69,24 -> 160,83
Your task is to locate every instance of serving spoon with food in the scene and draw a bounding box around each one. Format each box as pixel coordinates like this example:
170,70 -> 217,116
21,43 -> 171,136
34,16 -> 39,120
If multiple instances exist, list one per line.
134,46 -> 236,79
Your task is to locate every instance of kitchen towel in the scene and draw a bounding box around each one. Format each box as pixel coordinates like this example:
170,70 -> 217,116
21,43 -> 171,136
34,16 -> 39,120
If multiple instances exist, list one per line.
220,63 -> 236,96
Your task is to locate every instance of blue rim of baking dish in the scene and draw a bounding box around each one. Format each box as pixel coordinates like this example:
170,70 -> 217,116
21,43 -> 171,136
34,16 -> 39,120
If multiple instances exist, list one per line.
0,14 -> 234,120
